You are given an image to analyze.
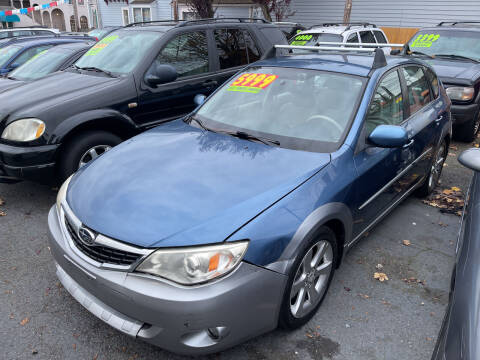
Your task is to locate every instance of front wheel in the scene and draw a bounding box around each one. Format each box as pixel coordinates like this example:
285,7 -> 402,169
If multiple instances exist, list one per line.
416,139 -> 447,197
58,131 -> 122,182
279,226 -> 337,329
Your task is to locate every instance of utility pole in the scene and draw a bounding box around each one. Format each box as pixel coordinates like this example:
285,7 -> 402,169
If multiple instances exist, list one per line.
71,0 -> 79,31
343,0 -> 352,23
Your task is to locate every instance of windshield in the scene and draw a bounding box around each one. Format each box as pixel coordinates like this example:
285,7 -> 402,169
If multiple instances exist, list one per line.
195,67 -> 365,152
75,30 -> 162,75
0,32 -> 8,39
0,45 -> 20,67
88,28 -> 109,39
290,33 -> 343,46
9,47 -> 71,81
408,30 -> 480,61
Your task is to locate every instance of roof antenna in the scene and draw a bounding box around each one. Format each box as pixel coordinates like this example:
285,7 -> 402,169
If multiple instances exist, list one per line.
372,48 -> 387,69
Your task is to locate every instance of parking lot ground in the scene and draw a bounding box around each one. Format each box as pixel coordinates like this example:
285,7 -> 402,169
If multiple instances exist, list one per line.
0,140 -> 474,360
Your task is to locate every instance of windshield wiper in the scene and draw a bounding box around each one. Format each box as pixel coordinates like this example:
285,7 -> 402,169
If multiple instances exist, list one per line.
186,115 -> 211,131
408,50 -> 435,59
74,65 -> 116,77
5,75 -> 17,80
434,54 -> 480,63
221,130 -> 280,146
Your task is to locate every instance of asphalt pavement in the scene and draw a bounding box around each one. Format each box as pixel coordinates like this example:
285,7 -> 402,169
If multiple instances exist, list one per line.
0,140 -> 474,360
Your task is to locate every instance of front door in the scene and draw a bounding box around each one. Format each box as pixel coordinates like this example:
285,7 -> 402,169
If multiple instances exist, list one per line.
133,30 -> 214,127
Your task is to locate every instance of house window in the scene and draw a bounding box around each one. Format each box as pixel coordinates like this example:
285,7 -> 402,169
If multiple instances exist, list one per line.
122,7 -> 130,26
80,16 -> 88,31
133,7 -> 151,23
70,15 -> 77,32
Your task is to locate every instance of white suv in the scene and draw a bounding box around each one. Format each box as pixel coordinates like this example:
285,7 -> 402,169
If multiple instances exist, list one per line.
291,22 -> 391,54
0,27 -> 59,40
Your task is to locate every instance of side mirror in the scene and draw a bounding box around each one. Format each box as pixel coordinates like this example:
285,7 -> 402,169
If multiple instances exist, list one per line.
458,148 -> 480,172
390,49 -> 401,55
145,64 -> 177,87
368,125 -> 408,148
194,94 -> 206,106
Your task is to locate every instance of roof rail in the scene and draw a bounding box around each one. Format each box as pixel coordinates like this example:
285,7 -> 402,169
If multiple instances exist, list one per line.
437,21 -> 480,27
124,20 -> 182,28
309,22 -> 377,30
313,41 -> 404,48
0,26 -> 49,29
177,17 -> 269,27
264,44 -> 389,69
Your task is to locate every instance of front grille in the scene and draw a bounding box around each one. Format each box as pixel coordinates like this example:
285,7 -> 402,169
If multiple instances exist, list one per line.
65,217 -> 141,266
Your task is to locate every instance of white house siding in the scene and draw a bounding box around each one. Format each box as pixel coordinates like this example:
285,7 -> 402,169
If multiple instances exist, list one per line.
285,0 -> 480,28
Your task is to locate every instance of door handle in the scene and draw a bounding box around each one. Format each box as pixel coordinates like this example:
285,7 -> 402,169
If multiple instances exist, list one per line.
435,115 -> 443,126
403,139 -> 414,148
202,80 -> 218,87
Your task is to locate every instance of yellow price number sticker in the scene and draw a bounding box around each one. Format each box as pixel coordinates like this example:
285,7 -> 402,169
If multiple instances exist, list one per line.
85,35 -> 119,56
290,34 -> 313,46
411,34 -> 440,48
228,73 -> 278,94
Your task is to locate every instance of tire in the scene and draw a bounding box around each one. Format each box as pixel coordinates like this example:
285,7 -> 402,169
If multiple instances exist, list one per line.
416,139 -> 447,197
58,130 -> 122,182
454,113 -> 480,143
279,226 -> 338,329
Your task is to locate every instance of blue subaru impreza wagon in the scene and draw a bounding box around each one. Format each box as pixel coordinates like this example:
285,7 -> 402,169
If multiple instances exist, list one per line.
48,46 -> 451,355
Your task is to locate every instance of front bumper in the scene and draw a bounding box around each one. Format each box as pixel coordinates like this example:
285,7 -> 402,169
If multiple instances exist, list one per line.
47,205 -> 287,355
0,142 -> 58,184
451,103 -> 479,125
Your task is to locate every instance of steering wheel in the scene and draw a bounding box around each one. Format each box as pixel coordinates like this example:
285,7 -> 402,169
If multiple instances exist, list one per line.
305,114 -> 344,138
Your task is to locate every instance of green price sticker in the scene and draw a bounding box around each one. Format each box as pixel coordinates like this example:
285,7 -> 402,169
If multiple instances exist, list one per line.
411,34 -> 440,48
85,35 -> 119,56
291,34 -> 313,46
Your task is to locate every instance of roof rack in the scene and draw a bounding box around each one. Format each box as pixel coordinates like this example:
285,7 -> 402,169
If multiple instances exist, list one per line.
264,44 -> 389,69
314,41 -> 404,47
437,21 -> 480,27
0,26 -> 49,29
125,20 -> 182,28
177,18 -> 269,27
309,22 -> 377,30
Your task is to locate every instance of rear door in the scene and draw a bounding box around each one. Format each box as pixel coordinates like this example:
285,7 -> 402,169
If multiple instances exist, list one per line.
134,29 -> 214,126
399,65 -> 445,188
352,69 -> 409,236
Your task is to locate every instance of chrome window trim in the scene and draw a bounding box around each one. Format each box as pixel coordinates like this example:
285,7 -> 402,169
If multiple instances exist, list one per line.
58,200 -> 155,271
358,147 -> 433,210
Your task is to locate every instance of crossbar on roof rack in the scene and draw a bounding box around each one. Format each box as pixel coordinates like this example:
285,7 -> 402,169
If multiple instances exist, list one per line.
313,42 -> 404,48
309,22 -> 377,30
177,17 -> 268,27
125,20 -> 181,28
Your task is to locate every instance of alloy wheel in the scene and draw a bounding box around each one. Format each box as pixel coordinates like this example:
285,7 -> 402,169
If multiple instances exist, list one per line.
78,145 -> 112,169
428,142 -> 446,191
290,240 -> 333,318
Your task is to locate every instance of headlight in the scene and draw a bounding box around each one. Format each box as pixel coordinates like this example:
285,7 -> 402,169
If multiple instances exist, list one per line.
1,118 -> 45,141
56,175 -> 73,213
136,241 -> 249,285
446,87 -> 475,101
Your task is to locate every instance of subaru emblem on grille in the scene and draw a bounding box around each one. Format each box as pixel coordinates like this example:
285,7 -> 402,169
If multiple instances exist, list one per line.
78,227 -> 96,246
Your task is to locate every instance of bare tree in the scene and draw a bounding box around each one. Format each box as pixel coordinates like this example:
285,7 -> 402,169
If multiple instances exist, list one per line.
185,0 -> 215,19
252,0 -> 295,22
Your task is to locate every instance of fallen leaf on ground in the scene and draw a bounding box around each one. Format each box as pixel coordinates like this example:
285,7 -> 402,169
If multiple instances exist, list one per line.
423,187 -> 464,216
475,144 -> 480,148
0,197 -> 4,206
451,186 -> 461,192
20,317 -> 29,326
374,272 -> 389,282
376,263 -> 383,270
0,210 -> 6,216
402,240 -> 411,246
344,286 -> 351,292
358,293 -> 370,299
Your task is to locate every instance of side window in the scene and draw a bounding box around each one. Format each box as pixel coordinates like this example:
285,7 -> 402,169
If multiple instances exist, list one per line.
402,66 -> 433,115
425,67 -> 439,98
0,33 -> 8,39
347,32 -> 359,43
214,28 -> 248,69
365,70 -> 404,135
13,45 -> 52,67
359,31 -> 376,46
155,31 -> 209,78
13,30 -> 33,37
243,30 -> 260,63
374,31 -> 387,44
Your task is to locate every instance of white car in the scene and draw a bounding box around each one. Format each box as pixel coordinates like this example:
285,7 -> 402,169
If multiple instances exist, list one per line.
0,27 -> 59,40
291,22 -> 391,54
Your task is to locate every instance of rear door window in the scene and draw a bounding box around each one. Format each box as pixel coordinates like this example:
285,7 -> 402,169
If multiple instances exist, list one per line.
402,66 -> 433,115
347,32 -> 359,43
373,31 -> 387,44
155,31 -> 209,78
359,31 -> 377,46
243,30 -> 260,63
214,28 -> 249,69
424,67 -> 439,98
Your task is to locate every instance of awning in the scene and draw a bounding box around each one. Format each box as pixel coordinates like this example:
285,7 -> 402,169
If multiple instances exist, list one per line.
0,15 -> 20,22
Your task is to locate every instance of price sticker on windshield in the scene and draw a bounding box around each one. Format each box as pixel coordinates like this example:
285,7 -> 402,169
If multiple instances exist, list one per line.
228,73 -> 278,94
411,34 -> 440,48
291,34 -> 313,46
85,35 -> 119,56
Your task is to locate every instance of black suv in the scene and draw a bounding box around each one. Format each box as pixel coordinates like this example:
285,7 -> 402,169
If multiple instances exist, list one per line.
0,18 -> 287,184
404,22 -> 480,142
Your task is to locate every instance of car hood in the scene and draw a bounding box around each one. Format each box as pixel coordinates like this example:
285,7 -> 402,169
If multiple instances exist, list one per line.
66,120 -> 331,248
0,77 -> 24,93
425,58 -> 480,83
0,71 -> 118,118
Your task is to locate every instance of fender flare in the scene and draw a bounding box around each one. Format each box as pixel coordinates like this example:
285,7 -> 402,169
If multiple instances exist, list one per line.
265,202 -> 353,275
49,109 -> 139,144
